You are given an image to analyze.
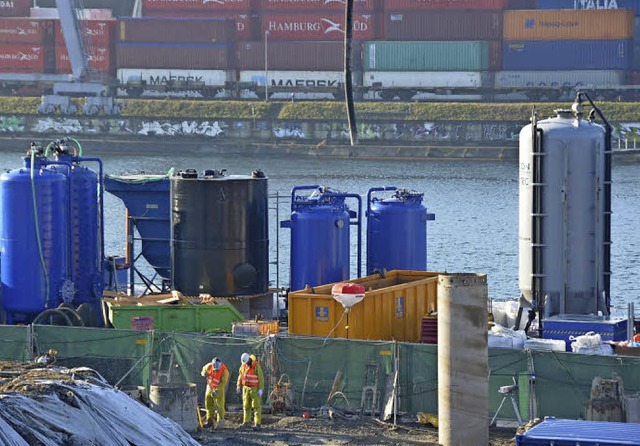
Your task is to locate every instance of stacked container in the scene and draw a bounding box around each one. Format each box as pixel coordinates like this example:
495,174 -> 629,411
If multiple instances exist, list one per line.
0,18 -> 54,73
54,19 -> 117,77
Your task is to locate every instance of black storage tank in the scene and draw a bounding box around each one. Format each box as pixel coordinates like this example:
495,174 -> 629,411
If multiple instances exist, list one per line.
170,169 -> 268,297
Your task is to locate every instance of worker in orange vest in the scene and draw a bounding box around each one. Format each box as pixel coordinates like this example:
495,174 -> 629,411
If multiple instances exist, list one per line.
236,352 -> 264,430
200,356 -> 229,428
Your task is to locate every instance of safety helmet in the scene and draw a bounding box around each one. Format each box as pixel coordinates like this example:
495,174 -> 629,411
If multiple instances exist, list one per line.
241,352 -> 250,364
250,354 -> 257,363
211,357 -> 221,370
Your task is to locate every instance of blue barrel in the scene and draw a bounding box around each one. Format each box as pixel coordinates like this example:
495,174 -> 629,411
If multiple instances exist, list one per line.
0,157 -> 69,323
281,186 -> 353,292
366,187 -> 435,276
51,152 -> 102,307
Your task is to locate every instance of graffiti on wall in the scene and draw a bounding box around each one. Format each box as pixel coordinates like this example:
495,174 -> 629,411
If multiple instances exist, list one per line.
0,116 -> 25,132
138,120 -> 226,137
31,118 -> 134,135
273,123 -> 305,138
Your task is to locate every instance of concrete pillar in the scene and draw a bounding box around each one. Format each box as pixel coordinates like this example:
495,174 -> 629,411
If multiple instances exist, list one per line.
438,273 -> 488,446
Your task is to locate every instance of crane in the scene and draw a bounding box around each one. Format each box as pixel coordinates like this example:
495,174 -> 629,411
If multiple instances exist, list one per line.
0,0 -> 119,115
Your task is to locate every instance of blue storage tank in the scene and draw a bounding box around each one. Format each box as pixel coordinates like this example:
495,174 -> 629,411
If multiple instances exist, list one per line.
50,148 -> 103,310
366,187 -> 435,276
0,155 -> 69,324
502,40 -> 631,71
281,186 -> 361,292
104,174 -> 170,279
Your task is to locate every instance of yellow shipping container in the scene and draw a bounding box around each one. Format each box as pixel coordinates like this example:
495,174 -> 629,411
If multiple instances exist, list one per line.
503,9 -> 634,41
288,270 -> 438,342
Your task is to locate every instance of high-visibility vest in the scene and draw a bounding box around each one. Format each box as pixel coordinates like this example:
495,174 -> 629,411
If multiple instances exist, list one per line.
206,363 -> 228,390
239,362 -> 260,387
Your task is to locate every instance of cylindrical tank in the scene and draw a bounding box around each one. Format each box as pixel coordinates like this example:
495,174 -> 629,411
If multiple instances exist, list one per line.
366,187 -> 435,275
51,151 -> 102,306
149,383 -> 198,433
281,186 -> 351,292
171,169 -> 268,297
0,156 -> 69,323
438,273 -> 488,446
519,109 -> 607,316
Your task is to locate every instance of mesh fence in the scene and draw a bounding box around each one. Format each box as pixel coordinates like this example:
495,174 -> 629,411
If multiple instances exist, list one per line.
1,325 -> 640,422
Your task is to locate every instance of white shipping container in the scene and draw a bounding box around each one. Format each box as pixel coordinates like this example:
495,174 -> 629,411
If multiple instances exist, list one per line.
495,70 -> 625,88
117,69 -> 229,87
363,71 -> 490,88
239,70 -> 344,88
31,7 -> 113,19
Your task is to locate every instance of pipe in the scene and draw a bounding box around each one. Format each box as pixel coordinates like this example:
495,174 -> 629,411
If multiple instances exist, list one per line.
290,185 -> 321,211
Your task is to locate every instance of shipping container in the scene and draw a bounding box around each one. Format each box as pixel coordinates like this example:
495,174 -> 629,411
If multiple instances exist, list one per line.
0,43 -> 44,72
502,40 -> 631,70
0,0 -> 30,17
489,40 -> 502,71
363,71 -> 491,88
239,70 -> 343,88
56,44 -> 113,73
494,70 -> 625,88
30,7 -> 113,19
237,41 -> 347,70
118,17 -> 236,44
142,11 -> 259,41
54,19 -> 115,46
535,0 -> 640,10
118,68 -> 228,87
628,70 -> 640,84
383,0 -> 507,9
116,43 -> 233,69
288,271 -> 439,342
634,42 -> 640,69
142,0 -> 254,12
260,0 -> 376,11
0,18 -> 54,44
262,12 -> 377,41
504,9 -> 634,40
384,10 -> 502,41
508,0 -> 535,8
364,41 -> 489,71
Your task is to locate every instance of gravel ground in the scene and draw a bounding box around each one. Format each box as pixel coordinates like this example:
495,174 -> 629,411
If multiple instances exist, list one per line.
192,412 -> 518,446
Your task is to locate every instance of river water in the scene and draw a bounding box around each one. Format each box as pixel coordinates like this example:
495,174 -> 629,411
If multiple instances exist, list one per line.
1,145 -> 638,307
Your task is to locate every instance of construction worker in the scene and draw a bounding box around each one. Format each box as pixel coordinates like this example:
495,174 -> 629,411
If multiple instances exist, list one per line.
236,352 -> 264,430
200,357 -> 229,428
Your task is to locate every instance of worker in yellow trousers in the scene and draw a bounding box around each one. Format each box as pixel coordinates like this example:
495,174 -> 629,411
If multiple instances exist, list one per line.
200,357 -> 229,428
236,352 -> 264,430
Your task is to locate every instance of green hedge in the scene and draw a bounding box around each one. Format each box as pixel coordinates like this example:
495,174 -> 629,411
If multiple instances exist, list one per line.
2,96 -> 638,122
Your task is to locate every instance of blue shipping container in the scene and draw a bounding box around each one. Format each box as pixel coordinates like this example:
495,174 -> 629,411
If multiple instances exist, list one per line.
503,40 -> 631,70
516,418 -> 640,446
542,314 -> 627,351
535,0 -> 640,11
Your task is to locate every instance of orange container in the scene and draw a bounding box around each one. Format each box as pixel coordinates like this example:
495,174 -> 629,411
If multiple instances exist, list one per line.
288,270 -> 439,342
503,9 -> 634,41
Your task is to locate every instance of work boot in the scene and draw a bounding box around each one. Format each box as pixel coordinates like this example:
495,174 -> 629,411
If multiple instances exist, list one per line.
238,423 -> 248,429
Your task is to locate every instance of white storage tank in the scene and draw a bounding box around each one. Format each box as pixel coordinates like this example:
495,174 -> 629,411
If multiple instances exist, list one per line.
518,101 -> 611,317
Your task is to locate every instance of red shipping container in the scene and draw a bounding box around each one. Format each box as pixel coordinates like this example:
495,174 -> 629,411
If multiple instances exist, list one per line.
383,0 -> 507,9
488,40 -> 501,71
263,13 -> 377,41
56,44 -> 113,73
0,18 -> 54,44
118,17 -> 236,43
142,11 -> 259,41
236,40 -> 346,70
260,0 -> 376,11
142,0 -> 254,12
0,43 -> 44,72
55,20 -> 116,46
384,10 -> 502,41
0,0 -> 30,17
116,43 -> 232,69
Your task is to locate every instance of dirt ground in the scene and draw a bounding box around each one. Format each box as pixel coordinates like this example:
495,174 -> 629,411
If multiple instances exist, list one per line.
192,412 -> 518,446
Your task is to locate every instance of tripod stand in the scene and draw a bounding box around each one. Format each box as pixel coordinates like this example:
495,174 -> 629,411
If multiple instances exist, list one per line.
490,377 -> 524,427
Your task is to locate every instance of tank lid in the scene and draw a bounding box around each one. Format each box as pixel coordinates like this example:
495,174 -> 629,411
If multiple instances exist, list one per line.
179,169 -> 198,179
554,109 -> 573,119
202,169 -> 226,178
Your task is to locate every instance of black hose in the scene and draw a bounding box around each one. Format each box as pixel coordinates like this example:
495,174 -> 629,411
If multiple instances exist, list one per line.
32,309 -> 73,326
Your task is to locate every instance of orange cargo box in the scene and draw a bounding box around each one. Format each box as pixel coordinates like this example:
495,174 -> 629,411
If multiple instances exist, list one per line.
503,9 -> 634,41
288,270 -> 439,342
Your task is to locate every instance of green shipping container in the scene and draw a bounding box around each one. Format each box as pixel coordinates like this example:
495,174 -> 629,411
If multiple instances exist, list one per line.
106,300 -> 244,332
363,41 -> 489,71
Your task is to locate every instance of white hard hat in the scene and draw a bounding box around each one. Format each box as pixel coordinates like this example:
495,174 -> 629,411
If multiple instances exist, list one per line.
211,357 -> 221,370
241,353 -> 250,364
